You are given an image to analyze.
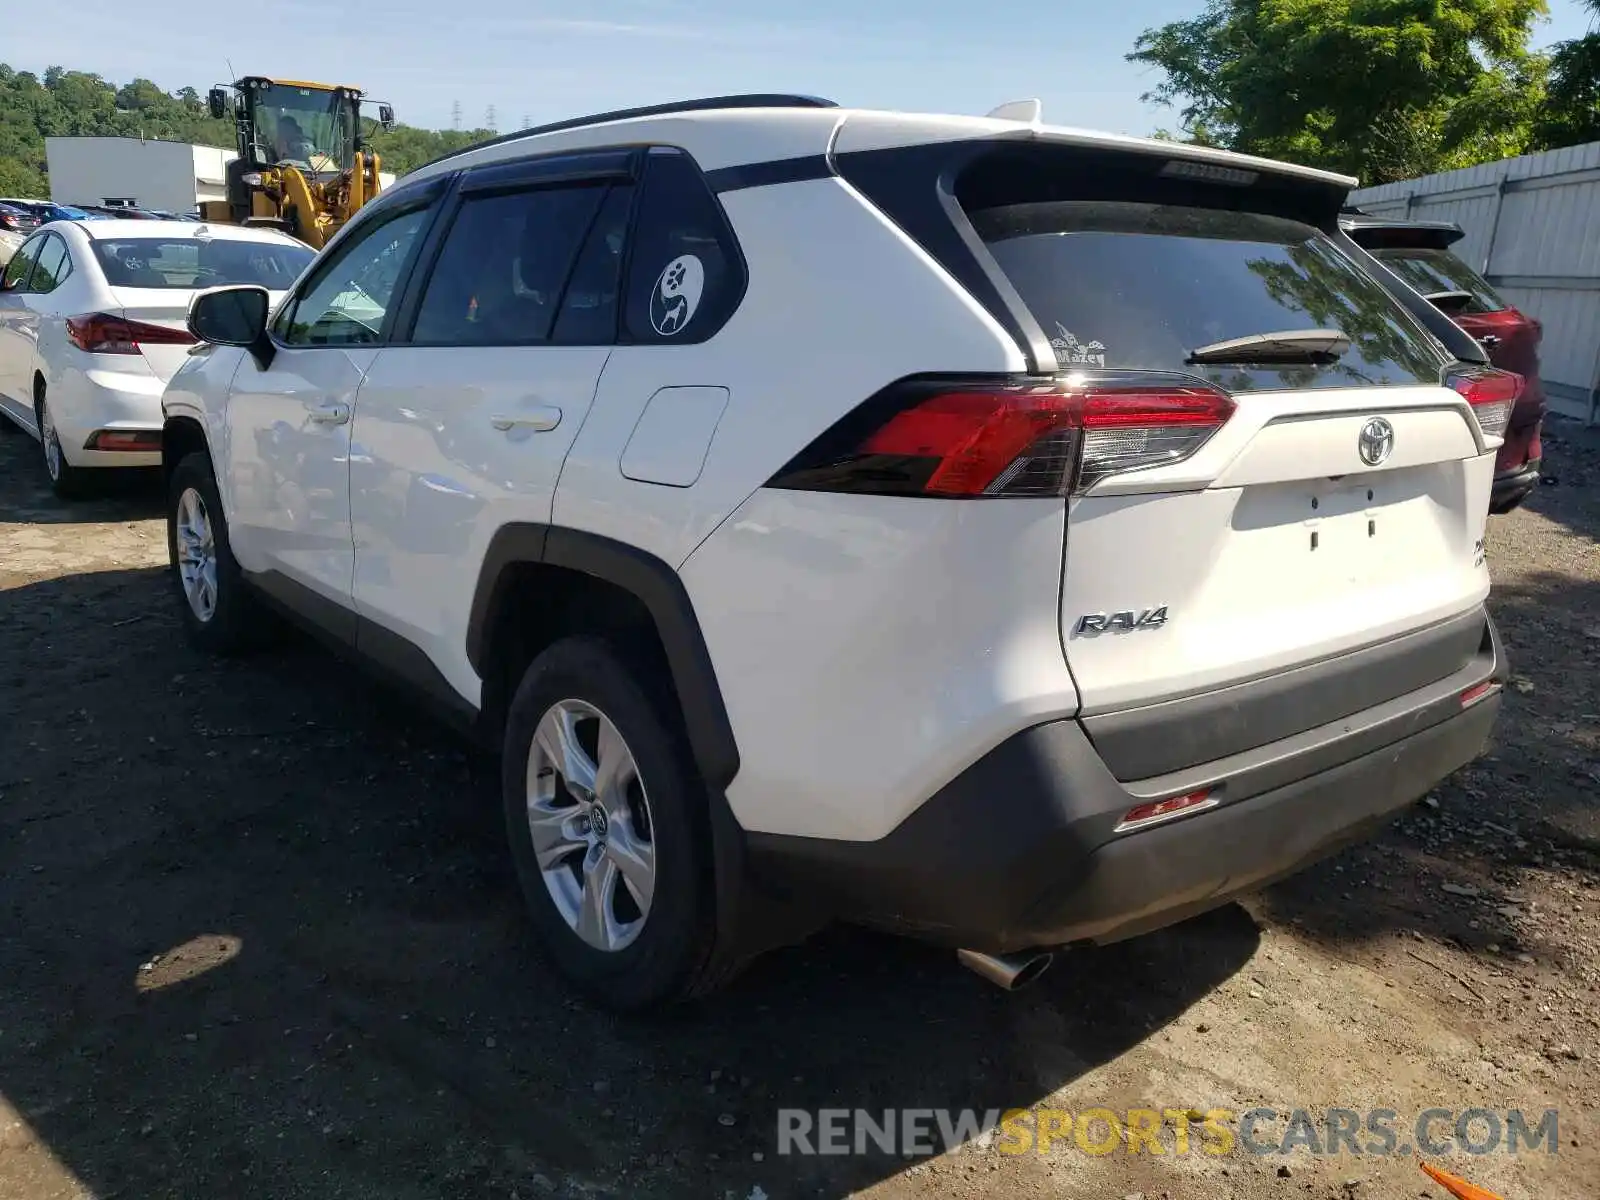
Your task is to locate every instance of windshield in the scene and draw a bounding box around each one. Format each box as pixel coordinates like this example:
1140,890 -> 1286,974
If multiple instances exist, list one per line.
92,237 -> 313,290
248,82 -> 355,173
972,202 -> 1448,392
1371,247 -> 1507,315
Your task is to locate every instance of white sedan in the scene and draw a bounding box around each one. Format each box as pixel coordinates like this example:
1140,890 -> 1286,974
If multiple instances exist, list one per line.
0,220 -> 312,497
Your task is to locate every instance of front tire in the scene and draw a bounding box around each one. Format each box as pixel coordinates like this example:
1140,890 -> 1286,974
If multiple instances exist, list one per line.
502,636 -> 716,1010
166,452 -> 267,655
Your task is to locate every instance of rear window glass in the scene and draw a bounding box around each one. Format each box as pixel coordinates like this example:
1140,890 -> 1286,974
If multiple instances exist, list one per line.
972,202 -> 1448,392
1371,247 -> 1506,315
92,237 -> 312,290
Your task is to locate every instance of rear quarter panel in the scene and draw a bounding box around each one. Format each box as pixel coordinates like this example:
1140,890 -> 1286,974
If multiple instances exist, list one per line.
551,174 -> 1027,569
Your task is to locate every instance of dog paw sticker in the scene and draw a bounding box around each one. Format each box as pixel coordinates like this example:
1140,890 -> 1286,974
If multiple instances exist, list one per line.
650,254 -> 705,337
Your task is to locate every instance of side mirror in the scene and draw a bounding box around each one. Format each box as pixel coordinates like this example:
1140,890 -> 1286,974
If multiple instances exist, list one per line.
189,285 -> 275,369
208,88 -> 229,120
378,104 -> 395,130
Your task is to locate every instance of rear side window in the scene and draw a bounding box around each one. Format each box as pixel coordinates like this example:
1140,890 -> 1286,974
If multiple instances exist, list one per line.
28,234 -> 70,293
972,202 -> 1449,392
1371,247 -> 1506,315
623,150 -> 743,344
411,184 -> 607,346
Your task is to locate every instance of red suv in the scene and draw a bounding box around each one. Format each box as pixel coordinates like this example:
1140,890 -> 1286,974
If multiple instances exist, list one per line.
1341,212 -> 1544,513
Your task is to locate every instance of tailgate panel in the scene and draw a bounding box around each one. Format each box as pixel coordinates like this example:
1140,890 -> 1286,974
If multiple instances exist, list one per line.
1061,447 -> 1494,717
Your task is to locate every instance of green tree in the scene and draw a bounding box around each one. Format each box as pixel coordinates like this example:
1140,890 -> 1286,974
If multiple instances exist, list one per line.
1532,0 -> 1600,147
1128,0 -> 1549,183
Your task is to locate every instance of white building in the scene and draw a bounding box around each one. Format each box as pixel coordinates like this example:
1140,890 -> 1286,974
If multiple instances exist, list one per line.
44,136 -> 398,216
45,137 -> 234,215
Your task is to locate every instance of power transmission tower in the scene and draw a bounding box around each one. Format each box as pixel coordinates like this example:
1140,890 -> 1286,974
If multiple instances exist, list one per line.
486,105 -> 497,133
451,99 -> 461,131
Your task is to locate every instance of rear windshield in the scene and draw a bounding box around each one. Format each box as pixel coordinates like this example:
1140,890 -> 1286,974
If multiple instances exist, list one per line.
92,237 -> 313,290
972,202 -> 1449,392
1370,246 -> 1506,315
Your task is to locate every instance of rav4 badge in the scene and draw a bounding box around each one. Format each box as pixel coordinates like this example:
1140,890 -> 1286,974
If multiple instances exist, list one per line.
1074,607 -> 1169,635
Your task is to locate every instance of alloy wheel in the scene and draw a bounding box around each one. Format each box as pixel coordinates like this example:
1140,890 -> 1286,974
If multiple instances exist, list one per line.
174,487 -> 219,622
40,402 -> 62,481
525,699 -> 657,952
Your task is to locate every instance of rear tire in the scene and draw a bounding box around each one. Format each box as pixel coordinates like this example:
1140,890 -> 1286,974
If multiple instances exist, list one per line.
36,388 -> 92,499
166,451 -> 268,655
502,636 -> 717,1010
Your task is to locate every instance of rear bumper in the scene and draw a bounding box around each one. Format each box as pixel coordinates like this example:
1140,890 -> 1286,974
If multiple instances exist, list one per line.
51,366 -> 164,469
748,609 -> 1504,954
1490,457 -> 1540,514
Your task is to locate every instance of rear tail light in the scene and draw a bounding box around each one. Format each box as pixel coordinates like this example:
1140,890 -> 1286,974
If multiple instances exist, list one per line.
1459,680 -> 1500,708
84,429 -> 162,452
66,313 -> 198,355
768,373 -> 1236,498
1446,366 -> 1521,440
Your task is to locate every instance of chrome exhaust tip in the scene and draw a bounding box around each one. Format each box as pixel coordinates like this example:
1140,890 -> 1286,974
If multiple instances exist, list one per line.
956,947 -> 1054,991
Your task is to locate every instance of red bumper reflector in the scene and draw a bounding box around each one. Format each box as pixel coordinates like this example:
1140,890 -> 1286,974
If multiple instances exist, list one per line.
1118,788 -> 1216,830
86,430 -> 162,452
1459,680 -> 1500,707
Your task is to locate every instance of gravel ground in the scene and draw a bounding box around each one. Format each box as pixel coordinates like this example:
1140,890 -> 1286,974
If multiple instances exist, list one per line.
1,418 -> 1596,1200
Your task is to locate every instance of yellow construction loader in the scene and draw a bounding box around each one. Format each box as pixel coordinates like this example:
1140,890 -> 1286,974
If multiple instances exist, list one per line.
199,76 -> 395,249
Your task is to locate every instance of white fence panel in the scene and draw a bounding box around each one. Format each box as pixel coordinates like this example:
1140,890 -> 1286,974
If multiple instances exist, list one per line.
1351,141 -> 1600,424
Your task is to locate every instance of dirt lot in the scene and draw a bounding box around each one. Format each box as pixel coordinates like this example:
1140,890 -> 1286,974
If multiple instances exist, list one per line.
1,420 -> 1597,1200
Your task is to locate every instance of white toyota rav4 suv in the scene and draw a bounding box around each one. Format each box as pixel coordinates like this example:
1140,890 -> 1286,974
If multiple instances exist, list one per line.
161,95 -> 1509,1009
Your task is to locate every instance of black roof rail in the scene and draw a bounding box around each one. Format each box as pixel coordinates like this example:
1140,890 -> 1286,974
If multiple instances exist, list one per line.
415,94 -> 839,173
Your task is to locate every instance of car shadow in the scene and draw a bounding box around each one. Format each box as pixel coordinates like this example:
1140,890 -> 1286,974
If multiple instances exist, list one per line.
1257,565 -> 1600,964
0,565 -> 1259,1200
1516,416 -> 1600,548
0,431 -> 165,523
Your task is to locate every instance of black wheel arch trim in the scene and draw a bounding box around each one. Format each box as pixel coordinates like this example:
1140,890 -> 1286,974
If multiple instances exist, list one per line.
467,524 -> 778,985
467,523 -> 740,790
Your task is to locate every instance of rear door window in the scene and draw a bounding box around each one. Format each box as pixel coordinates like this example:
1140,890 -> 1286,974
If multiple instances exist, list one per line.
1370,247 -> 1507,314
552,184 -> 633,345
410,183 -> 606,346
972,202 -> 1449,392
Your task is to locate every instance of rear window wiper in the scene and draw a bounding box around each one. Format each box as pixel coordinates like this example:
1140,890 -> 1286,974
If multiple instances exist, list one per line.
1186,328 -> 1350,365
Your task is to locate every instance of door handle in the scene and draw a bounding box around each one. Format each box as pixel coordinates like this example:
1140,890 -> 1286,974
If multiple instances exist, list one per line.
309,401 -> 351,425
490,407 -> 562,433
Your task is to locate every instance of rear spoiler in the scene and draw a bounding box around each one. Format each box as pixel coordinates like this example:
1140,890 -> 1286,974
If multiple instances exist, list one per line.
1339,214 -> 1467,251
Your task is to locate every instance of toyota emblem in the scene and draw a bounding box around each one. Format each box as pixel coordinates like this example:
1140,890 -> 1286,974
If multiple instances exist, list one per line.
1358,417 -> 1395,467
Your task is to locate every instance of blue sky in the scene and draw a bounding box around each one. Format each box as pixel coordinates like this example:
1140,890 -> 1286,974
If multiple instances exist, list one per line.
7,0 -> 1598,136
